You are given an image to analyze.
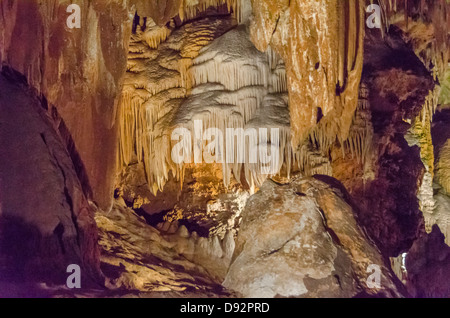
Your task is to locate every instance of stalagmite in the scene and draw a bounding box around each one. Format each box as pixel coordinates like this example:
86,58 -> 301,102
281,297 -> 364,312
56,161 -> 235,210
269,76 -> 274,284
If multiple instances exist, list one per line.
374,0 -> 450,245
434,140 -> 450,245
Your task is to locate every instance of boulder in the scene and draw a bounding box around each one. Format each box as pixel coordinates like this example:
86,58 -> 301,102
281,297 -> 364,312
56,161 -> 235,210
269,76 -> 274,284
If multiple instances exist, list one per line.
224,176 -> 405,298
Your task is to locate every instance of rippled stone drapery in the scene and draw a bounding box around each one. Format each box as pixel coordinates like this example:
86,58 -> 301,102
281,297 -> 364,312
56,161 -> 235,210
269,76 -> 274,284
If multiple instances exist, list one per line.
250,0 -> 366,152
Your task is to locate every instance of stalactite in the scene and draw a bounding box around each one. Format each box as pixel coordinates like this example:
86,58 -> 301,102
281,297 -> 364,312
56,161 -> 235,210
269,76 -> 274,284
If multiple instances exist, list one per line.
343,83 -> 373,165
118,16 -> 295,195
119,1 -> 381,194
378,0 -> 449,84
179,0 -> 243,24
295,144 -> 333,177
375,0 -> 450,242
141,25 -> 172,49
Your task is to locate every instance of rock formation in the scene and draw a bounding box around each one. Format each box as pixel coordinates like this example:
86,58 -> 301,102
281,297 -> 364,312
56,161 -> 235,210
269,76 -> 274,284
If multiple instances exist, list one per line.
0,0 -> 449,298
224,176 -> 405,298
0,67 -> 102,295
0,0 -> 133,211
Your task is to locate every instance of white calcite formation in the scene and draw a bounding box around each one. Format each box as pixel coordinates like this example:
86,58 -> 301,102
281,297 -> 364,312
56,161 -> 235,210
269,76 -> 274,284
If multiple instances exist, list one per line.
118,2 -> 363,197
406,87 -> 443,239
175,25 -> 293,191
118,11 -> 296,195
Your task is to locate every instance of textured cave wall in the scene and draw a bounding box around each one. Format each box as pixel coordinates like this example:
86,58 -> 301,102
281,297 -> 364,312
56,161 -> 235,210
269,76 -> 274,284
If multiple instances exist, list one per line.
129,0 -> 182,26
377,0 -> 449,82
432,108 -> 450,245
249,0 -> 366,151
328,0 -> 450,259
0,68 -> 102,293
0,0 -> 133,211
332,26 -> 435,256
117,0 -> 449,262
405,225 -> 450,297
115,0 -> 369,223
375,0 -> 450,242
0,0 -> 448,297
95,199 -> 237,295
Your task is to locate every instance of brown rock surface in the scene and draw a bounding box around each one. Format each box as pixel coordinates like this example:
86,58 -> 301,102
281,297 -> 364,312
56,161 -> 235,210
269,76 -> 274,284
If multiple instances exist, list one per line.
0,0 -> 448,299
95,199 -> 236,294
0,0 -> 133,210
331,26 -> 435,256
0,68 -> 102,293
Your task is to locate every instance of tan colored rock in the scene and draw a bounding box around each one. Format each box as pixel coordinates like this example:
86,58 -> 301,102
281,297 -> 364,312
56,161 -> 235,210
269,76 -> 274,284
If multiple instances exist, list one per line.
167,220 -> 179,234
177,225 -> 190,238
95,201 -> 233,296
131,0 -> 182,26
162,220 -> 172,232
249,0 -> 365,150
436,140 -> 450,194
222,230 -> 235,259
224,176 -> 405,298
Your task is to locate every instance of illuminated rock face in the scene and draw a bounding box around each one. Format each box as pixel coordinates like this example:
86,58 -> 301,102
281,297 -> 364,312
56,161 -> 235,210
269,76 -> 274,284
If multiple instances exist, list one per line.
249,0 -> 365,150
224,176 -> 405,298
0,0 -> 449,298
118,16 -> 292,195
